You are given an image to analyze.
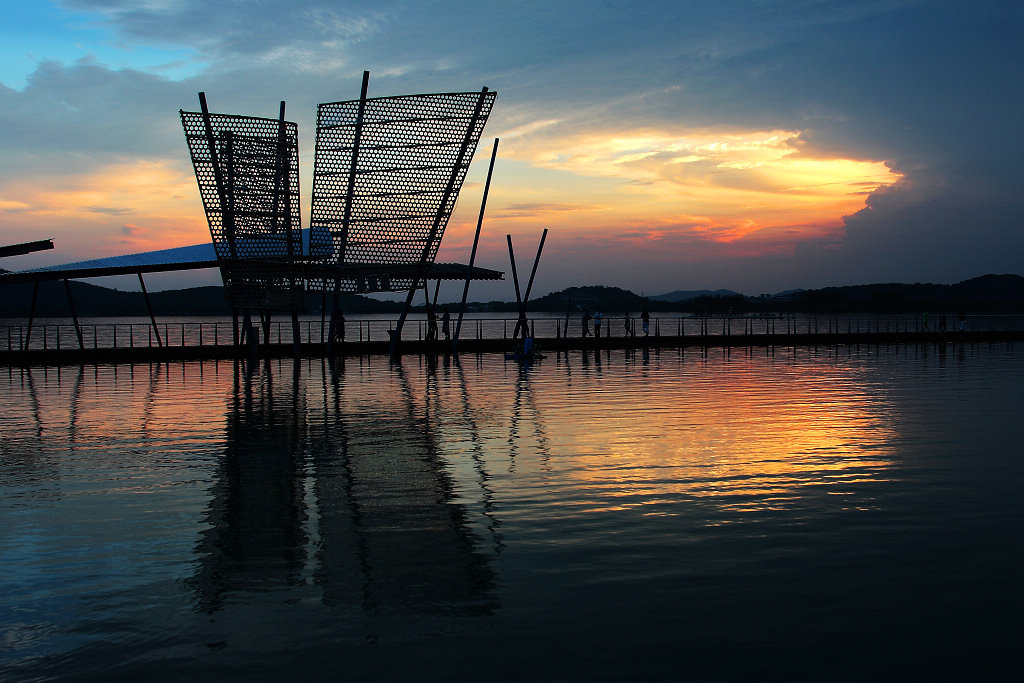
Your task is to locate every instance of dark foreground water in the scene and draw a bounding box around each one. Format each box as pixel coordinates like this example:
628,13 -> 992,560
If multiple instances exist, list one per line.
2,343 -> 1023,681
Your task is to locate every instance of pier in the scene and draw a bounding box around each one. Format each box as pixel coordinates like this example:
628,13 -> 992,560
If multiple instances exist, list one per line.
2,313 -> 1021,366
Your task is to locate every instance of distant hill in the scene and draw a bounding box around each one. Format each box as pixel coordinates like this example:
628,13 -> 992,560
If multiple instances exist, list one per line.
650,289 -> 741,302
528,286 -> 653,312
0,282 -> 405,317
3,274 -> 1023,318
782,274 -> 1024,313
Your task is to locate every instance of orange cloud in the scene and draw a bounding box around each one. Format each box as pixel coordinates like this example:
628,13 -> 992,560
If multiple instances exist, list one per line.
480,126 -> 901,254
0,159 -> 209,260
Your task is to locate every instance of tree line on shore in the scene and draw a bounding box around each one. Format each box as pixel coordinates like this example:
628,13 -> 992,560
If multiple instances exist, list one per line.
1,274 -> 1022,318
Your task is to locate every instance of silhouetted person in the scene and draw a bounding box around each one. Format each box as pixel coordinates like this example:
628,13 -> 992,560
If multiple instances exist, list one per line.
427,311 -> 438,341
441,309 -> 451,340
331,310 -> 345,345
593,310 -> 603,338
582,309 -> 591,337
624,312 -> 632,337
641,309 -> 650,336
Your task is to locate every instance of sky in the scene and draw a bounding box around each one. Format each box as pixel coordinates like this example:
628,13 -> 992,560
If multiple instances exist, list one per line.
0,0 -> 1021,301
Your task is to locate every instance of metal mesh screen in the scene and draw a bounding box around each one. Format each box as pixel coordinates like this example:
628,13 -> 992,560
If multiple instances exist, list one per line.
308,90 -> 496,293
181,109 -> 304,310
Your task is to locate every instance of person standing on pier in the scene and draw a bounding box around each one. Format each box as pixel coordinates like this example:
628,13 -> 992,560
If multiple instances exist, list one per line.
442,309 -> 451,340
427,310 -> 438,341
593,310 -> 603,338
641,309 -> 650,336
624,311 -> 632,337
582,309 -> 591,337
331,310 -> 345,345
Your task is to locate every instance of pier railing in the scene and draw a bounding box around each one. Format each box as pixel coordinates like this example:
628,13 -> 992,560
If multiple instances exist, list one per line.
3,313 -> 1022,353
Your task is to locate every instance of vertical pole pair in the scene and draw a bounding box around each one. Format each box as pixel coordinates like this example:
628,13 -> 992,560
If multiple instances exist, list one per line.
507,228 -> 548,340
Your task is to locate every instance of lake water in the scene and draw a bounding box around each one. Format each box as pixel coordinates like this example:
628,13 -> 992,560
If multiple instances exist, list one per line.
2,343 -> 1023,681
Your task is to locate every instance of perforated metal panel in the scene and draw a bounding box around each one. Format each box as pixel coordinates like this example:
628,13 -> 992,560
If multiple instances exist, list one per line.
308,90 -> 496,293
181,109 -> 304,310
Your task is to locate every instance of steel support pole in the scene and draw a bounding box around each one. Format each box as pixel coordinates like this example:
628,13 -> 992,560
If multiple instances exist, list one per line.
454,139 -> 499,349
23,280 -> 39,351
522,228 -> 548,306
198,92 -> 238,260
63,278 -> 84,350
138,272 -> 163,348
506,235 -> 525,338
330,71 -> 370,354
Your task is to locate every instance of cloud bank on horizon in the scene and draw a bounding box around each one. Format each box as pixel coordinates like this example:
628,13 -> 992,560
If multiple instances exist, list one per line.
0,0 -> 1020,298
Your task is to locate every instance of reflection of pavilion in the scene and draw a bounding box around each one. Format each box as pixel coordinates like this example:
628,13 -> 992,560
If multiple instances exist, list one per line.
190,360 -> 497,617
190,364 -> 309,612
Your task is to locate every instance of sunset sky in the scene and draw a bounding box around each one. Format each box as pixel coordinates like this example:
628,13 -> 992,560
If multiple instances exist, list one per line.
1,1 -> 1021,300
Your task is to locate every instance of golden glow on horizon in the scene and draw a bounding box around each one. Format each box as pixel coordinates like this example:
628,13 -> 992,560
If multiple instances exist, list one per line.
489,127 -> 901,251
0,159 -> 208,259
0,126 -> 901,269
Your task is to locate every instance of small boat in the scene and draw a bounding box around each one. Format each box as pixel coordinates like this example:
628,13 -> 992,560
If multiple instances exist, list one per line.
505,337 -> 544,363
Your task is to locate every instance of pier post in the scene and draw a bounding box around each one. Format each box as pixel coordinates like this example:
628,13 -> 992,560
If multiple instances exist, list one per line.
138,273 -> 163,348
23,281 -> 39,352
455,137 -> 499,351
62,279 -> 84,350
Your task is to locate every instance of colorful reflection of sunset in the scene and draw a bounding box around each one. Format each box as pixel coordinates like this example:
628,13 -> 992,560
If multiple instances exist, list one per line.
10,351 -> 898,521
499,352 -> 899,515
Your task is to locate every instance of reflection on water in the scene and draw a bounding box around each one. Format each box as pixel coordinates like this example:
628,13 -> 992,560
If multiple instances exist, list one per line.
2,344 -> 1023,680
187,357 -> 499,618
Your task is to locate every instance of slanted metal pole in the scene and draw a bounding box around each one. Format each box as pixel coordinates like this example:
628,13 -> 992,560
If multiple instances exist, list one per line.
506,235 -> 525,338
273,99 -> 303,358
522,228 -> 548,305
337,71 -> 369,268
198,92 -> 237,259
138,272 -> 163,347
454,138 -> 499,349
63,279 -> 84,350
273,100 -> 293,255
330,71 -> 370,354
24,280 -> 39,351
